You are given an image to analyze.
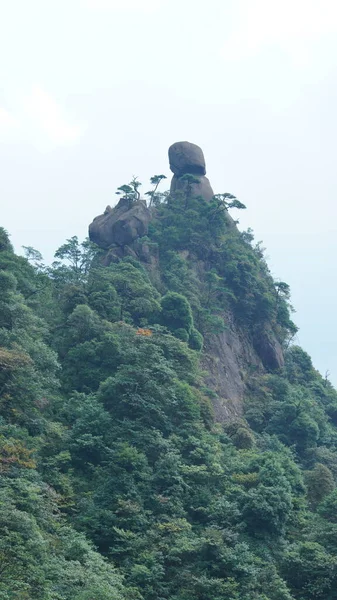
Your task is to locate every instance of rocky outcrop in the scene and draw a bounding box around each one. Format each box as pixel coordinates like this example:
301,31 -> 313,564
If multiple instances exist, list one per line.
201,318 -> 283,421
101,237 -> 158,266
90,142 -> 215,255
202,327 -> 262,420
170,174 -> 215,202
89,197 -> 151,250
253,327 -> 285,371
169,141 -> 215,202
169,141 -> 206,177
88,142 -> 285,421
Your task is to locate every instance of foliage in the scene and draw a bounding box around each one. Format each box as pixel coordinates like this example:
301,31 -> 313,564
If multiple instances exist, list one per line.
305,463 -> 335,509
145,174 -> 167,207
1,174 -> 337,600
116,177 -> 141,201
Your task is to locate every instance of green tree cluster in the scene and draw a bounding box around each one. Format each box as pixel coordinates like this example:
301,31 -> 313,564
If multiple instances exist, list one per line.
2,174 -> 337,600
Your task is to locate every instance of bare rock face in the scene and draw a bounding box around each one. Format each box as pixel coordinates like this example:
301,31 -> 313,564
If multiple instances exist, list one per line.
169,141 -> 206,177
201,314 -> 263,420
170,173 -> 215,202
253,327 -> 285,371
89,197 -> 151,250
201,319 -> 284,421
169,141 -> 214,202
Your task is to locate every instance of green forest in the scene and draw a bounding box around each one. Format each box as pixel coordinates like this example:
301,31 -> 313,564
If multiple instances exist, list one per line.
2,181 -> 337,600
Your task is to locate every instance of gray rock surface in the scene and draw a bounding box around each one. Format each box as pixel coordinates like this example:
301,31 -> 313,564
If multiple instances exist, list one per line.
170,173 -> 214,202
169,141 -> 206,177
88,143 -> 285,422
201,312 -> 263,420
253,327 -> 285,371
101,238 -> 157,266
89,197 -> 151,249
201,319 -> 284,420
169,141 -> 215,202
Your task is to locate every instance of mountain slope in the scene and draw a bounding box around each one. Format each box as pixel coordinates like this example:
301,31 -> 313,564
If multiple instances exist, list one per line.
1,146 -> 337,599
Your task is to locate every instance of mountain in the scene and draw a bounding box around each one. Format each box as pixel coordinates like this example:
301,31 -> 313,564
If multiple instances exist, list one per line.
89,142 -> 291,419
1,143 -> 337,600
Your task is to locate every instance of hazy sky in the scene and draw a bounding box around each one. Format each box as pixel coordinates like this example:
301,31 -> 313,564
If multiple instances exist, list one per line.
1,0 -> 337,382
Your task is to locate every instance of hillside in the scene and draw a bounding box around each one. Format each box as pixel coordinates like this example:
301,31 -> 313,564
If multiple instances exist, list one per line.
1,143 -> 337,600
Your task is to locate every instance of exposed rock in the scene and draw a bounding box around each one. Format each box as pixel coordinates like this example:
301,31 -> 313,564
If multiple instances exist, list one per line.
253,327 -> 285,371
101,238 -> 157,267
170,174 -> 214,202
88,143 -> 285,422
169,141 -> 214,202
89,197 -> 151,250
101,245 -> 136,265
201,320 -> 284,421
169,141 -> 206,177
201,311 -> 264,420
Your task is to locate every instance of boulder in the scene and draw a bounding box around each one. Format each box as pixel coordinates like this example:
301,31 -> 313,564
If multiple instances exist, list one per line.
169,141 -> 215,202
169,141 -> 206,177
170,174 -> 214,202
101,238 -> 155,266
89,197 -> 151,249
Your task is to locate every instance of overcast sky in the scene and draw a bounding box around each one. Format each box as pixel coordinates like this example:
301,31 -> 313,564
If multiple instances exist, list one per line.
1,0 -> 337,383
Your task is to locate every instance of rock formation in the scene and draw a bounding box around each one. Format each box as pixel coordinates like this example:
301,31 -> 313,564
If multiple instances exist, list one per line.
169,141 -> 214,202
253,327 -> 285,372
88,142 -> 284,417
169,141 -> 206,177
89,197 -> 151,250
89,142 -> 215,254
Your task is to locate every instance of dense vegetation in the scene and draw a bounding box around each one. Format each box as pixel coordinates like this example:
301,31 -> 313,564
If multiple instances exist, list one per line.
2,183 -> 337,600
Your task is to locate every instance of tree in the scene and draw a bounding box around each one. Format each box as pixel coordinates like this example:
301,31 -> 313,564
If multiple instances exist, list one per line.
213,192 -> 246,211
285,346 -> 315,384
116,176 -> 142,201
4,152 -> 337,600
145,174 -> 167,207
108,259 -> 161,324
305,464 -> 335,509
22,245 -> 44,267
318,488 -> 337,523
178,173 -> 202,208
241,457 -> 293,536
208,193 -> 246,225
160,292 -> 193,337
282,542 -> 337,600
52,236 -> 98,284
87,268 -> 120,322
0,227 -> 13,252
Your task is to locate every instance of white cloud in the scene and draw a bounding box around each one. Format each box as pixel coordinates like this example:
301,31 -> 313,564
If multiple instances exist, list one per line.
23,85 -> 84,145
0,106 -> 19,129
222,0 -> 337,65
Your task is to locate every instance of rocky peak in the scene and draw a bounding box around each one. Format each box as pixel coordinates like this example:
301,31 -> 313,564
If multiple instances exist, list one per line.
88,142 -> 284,414
169,141 -> 207,177
89,196 -> 151,250
169,141 -> 214,202
89,142 -> 215,253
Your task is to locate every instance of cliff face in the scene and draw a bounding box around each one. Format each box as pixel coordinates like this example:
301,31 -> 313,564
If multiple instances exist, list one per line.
88,141 -> 288,420
202,314 -> 263,420
173,249 -> 283,420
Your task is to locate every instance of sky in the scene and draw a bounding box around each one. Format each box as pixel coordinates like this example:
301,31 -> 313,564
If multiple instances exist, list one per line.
1,0 -> 337,382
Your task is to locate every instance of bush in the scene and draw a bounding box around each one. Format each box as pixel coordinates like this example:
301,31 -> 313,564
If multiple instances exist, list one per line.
189,327 -> 203,351
174,328 -> 189,342
160,292 -> 193,334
